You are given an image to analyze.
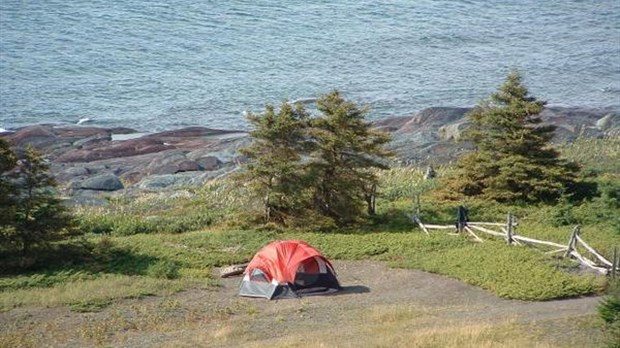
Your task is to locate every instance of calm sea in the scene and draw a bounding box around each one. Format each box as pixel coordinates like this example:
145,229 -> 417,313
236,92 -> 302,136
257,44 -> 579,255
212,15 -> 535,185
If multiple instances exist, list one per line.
1,0 -> 619,131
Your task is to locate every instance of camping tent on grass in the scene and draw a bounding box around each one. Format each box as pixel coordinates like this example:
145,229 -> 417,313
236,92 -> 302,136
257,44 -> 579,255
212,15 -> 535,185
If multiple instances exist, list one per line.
238,240 -> 341,299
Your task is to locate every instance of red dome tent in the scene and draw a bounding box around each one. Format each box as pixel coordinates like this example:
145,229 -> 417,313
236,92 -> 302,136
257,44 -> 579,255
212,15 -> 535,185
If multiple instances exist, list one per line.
238,240 -> 341,299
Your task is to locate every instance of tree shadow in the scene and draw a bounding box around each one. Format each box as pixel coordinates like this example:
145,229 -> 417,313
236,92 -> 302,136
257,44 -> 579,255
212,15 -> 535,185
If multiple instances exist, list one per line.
298,285 -> 370,298
339,285 -> 370,294
341,204 -> 461,234
0,239 -> 162,280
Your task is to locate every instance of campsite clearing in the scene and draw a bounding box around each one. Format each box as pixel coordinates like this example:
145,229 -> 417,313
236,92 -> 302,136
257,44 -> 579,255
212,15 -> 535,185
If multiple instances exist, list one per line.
0,260 -> 604,347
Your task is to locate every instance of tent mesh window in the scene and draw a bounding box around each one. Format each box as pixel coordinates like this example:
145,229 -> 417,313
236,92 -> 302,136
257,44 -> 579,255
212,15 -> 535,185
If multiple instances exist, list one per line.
250,268 -> 270,282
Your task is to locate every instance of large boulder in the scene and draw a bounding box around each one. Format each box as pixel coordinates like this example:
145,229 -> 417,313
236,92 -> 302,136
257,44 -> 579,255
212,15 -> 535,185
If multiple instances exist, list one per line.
136,172 -> 208,190
438,119 -> 470,141
177,160 -> 201,172
55,166 -> 90,183
80,173 -> 124,191
196,156 -> 221,171
146,151 -> 187,175
395,107 -> 471,134
8,125 -> 58,147
144,150 -> 201,175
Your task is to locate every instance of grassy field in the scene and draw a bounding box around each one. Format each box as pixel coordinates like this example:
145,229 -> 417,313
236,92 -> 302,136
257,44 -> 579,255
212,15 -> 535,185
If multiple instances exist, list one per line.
2,180 -> 617,311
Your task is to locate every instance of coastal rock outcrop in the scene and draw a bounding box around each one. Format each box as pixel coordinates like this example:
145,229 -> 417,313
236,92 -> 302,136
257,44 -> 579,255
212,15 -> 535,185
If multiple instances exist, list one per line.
1,106 -> 617,202
382,106 -> 619,164
1,124 -> 248,197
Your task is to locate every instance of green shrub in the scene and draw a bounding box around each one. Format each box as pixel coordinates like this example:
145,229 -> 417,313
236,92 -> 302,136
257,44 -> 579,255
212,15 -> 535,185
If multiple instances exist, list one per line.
599,295 -> 620,324
378,167 -> 441,202
76,210 -> 215,236
599,279 -> 620,348
69,298 -> 111,313
147,260 -> 179,279
559,136 -> 620,174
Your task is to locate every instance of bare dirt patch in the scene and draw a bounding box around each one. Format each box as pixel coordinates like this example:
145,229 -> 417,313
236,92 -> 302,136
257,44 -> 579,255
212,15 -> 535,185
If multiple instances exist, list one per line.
0,260 -> 604,347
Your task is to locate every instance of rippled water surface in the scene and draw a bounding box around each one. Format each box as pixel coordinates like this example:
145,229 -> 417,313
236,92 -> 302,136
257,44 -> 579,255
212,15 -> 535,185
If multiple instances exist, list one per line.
1,0 -> 619,131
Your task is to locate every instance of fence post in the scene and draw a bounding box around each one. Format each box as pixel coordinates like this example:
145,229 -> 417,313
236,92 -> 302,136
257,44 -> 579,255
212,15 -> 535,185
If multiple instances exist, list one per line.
414,194 -> 421,216
506,213 -> 514,245
564,225 -> 580,258
456,206 -> 468,234
613,246 -> 618,279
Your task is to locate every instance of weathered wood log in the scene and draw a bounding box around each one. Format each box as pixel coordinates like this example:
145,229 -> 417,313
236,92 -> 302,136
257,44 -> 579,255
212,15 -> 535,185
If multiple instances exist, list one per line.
545,248 -> 568,255
469,225 -> 505,237
569,251 -> 608,275
468,222 -> 517,227
511,235 -> 566,249
575,235 -> 613,267
564,225 -> 580,258
464,226 -> 484,243
412,215 -> 430,235
423,224 -> 456,229
220,263 -> 248,278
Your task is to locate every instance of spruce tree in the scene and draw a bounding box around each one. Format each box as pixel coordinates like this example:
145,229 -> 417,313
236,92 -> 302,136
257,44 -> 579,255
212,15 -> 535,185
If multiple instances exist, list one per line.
308,90 -> 391,223
240,101 -> 310,223
0,144 -> 74,254
448,71 -> 579,202
0,138 -> 17,229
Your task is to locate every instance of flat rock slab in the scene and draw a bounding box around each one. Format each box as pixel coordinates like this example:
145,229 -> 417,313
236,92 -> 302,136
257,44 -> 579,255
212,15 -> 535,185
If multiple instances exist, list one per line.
79,173 -> 124,191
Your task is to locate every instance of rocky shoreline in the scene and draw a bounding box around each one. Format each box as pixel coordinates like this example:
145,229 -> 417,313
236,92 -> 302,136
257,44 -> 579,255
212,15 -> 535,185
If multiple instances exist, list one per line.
1,106 -> 618,205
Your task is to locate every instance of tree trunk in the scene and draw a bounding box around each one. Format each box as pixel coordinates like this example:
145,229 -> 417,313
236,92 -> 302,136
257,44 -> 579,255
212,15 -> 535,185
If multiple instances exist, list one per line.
365,183 -> 377,215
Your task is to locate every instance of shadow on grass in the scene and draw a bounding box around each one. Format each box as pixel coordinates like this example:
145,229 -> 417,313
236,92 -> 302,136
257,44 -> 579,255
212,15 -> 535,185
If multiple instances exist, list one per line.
352,204 -> 463,234
0,239 -> 163,283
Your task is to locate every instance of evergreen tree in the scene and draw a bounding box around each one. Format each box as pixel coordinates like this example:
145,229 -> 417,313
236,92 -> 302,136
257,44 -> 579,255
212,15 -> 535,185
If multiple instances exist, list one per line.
240,101 -> 311,223
0,144 -> 74,254
447,71 -> 579,202
598,278 -> 620,347
0,138 -> 17,228
308,90 -> 391,223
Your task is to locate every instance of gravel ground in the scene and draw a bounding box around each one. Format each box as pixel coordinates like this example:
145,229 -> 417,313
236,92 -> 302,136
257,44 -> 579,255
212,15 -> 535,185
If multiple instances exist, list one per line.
0,260 -> 604,347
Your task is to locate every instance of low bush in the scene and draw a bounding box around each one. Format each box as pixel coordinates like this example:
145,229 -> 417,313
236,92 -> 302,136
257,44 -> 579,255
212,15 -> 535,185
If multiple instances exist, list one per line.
599,278 -> 620,348
76,210 -> 216,236
147,260 -> 179,280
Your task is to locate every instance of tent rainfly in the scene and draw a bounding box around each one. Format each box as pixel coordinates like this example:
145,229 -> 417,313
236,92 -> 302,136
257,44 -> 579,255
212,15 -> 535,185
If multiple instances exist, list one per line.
238,240 -> 341,299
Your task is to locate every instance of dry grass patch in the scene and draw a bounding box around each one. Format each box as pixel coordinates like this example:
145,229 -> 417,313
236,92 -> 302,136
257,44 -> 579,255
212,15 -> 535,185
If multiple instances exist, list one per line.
0,275 -> 197,311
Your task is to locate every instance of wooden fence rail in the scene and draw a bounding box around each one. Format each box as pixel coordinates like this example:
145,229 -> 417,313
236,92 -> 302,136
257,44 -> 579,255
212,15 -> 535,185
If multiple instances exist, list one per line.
410,212 -> 618,276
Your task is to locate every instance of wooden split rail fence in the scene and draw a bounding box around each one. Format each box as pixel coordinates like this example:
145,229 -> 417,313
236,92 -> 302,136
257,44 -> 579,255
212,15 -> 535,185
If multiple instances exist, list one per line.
411,213 -> 620,276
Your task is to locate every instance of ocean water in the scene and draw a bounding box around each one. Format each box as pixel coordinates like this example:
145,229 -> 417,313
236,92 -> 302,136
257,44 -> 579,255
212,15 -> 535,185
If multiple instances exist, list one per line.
1,0 -> 619,131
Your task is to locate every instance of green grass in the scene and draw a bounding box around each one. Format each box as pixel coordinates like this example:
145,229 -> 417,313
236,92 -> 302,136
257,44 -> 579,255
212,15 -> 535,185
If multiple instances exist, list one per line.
559,135 -> 620,174
0,274 -> 193,311
1,224 -> 610,311
74,179 -> 254,236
